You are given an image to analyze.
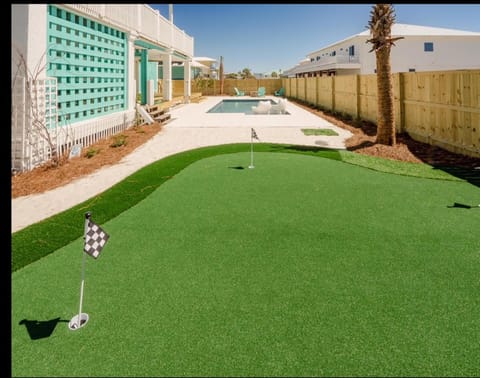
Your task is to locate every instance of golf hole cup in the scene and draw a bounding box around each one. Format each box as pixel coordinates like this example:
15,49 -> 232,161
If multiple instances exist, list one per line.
68,313 -> 89,330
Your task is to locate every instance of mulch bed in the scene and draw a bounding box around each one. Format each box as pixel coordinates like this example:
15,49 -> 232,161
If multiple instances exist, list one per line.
11,123 -> 163,198
295,102 -> 480,169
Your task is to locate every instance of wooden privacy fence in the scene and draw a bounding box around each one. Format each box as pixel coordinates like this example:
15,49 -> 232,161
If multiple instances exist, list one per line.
283,70 -> 480,158
163,78 -> 283,97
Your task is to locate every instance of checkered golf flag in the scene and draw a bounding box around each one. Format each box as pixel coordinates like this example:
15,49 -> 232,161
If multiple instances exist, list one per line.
251,128 -> 260,141
84,220 -> 110,259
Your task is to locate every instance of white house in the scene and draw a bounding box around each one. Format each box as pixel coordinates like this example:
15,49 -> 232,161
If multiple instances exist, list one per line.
11,4 -> 194,173
283,23 -> 480,77
193,57 -> 218,78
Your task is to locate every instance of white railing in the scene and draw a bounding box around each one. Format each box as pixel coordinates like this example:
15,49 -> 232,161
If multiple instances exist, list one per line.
337,55 -> 360,64
11,75 -> 28,173
11,75 -> 137,173
103,5 -> 139,30
64,4 -> 194,57
139,5 -> 159,41
66,110 -> 136,148
294,55 -> 360,73
11,76 -> 59,173
173,29 -> 194,57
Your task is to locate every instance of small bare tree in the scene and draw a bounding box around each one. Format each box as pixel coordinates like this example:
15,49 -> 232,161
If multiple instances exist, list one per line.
12,46 -> 73,172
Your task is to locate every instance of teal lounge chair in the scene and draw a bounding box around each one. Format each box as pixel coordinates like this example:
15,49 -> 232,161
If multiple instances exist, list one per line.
274,87 -> 285,97
234,87 -> 245,96
257,87 -> 266,97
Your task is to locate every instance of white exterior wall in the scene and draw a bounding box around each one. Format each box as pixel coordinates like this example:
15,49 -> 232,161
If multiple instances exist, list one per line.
308,38 -> 359,62
358,37 -> 376,74
162,52 -> 173,101
184,59 -> 191,102
128,33 -> 138,109
303,34 -> 480,75
357,35 -> 480,74
390,36 -> 480,73
11,4 -> 48,80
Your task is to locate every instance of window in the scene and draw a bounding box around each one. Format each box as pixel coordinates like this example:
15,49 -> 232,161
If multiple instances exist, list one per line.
348,45 -> 355,56
424,42 -> 434,52
409,68 -> 416,72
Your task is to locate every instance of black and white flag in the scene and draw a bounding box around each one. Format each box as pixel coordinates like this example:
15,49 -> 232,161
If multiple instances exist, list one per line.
84,220 -> 110,259
251,128 -> 260,141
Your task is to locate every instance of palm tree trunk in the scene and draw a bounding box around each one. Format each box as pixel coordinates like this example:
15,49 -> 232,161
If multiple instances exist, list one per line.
219,56 -> 224,95
375,47 -> 396,145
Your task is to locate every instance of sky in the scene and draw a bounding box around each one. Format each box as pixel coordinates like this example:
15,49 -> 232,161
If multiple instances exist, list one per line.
149,4 -> 480,75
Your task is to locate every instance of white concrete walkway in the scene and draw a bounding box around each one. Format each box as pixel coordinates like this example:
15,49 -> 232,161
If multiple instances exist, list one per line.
11,96 -> 352,233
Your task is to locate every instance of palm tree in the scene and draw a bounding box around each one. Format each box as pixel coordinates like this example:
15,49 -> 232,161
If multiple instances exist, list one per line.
239,68 -> 254,79
366,4 -> 403,146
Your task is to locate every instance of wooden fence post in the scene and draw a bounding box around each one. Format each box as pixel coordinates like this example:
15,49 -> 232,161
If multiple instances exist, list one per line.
355,74 -> 360,120
331,75 -> 336,113
397,73 -> 405,133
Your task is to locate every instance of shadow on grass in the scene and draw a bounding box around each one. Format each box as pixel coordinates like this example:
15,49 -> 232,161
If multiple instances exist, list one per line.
434,166 -> 480,188
347,140 -> 375,151
447,202 -> 480,209
346,142 -> 480,188
229,166 -> 245,170
269,144 -> 342,160
19,318 -> 69,340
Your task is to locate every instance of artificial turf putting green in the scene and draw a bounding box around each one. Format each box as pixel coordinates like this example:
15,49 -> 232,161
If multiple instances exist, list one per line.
301,128 -> 339,136
12,151 -> 480,377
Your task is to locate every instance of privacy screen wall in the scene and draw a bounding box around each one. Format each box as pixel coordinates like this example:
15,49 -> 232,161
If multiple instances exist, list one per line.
46,5 -> 128,126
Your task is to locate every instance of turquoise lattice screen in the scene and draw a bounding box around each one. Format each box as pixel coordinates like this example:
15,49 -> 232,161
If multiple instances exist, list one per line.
46,5 -> 128,126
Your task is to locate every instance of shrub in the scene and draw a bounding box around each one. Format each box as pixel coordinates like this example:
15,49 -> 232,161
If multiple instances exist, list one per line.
85,147 -> 100,159
110,134 -> 128,148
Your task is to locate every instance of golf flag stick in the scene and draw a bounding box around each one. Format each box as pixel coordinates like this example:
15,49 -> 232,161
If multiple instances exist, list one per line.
69,212 -> 109,330
76,216 -> 88,328
69,212 -> 91,330
249,128 -> 259,169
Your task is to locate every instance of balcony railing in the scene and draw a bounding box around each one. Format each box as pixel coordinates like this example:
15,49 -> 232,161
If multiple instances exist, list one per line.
63,4 -> 194,57
289,55 -> 359,74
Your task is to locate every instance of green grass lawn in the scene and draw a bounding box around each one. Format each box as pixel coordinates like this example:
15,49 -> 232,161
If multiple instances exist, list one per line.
301,128 -> 339,136
12,145 -> 480,377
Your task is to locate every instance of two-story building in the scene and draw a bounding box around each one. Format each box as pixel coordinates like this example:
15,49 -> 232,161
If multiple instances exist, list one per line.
284,23 -> 480,77
12,4 -> 194,173
159,56 -> 218,80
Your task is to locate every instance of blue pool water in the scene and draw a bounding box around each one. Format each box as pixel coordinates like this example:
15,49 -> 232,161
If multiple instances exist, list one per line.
207,99 -> 288,114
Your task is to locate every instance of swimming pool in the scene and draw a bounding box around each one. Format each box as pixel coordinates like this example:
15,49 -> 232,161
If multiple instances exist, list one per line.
207,99 -> 289,114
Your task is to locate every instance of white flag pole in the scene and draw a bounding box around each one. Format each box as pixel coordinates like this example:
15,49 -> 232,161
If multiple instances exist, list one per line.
69,212 -> 91,330
249,129 -> 255,169
77,220 -> 88,328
